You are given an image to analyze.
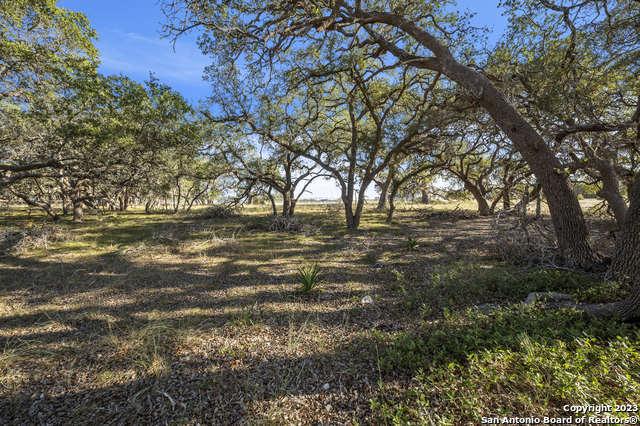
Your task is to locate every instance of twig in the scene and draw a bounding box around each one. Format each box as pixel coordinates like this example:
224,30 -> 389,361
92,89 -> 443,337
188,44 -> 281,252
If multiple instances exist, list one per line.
157,390 -> 176,411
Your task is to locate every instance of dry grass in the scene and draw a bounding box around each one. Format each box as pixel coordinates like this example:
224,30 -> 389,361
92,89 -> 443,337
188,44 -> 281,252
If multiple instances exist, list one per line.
0,200 -> 634,425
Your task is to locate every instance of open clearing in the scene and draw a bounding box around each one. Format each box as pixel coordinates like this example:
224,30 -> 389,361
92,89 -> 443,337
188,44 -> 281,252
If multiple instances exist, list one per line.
1,202 -> 639,425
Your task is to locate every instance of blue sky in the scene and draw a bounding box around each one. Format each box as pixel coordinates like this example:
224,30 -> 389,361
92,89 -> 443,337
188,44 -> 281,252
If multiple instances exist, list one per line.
59,0 -> 510,198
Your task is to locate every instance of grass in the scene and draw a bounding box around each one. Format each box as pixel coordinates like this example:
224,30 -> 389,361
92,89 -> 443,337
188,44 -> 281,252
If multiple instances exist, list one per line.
0,201 -> 638,425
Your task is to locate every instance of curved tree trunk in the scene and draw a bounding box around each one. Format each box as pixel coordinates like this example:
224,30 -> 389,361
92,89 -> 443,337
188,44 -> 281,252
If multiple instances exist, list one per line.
356,12 -> 604,269
375,174 -> 393,210
386,183 -> 400,225
592,158 -> 628,228
607,177 -> 640,285
8,185 -> 59,221
267,188 -> 277,216
463,181 -> 490,216
466,72 -> 603,268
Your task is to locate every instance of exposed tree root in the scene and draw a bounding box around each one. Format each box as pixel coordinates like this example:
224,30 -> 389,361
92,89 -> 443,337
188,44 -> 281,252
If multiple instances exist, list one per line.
523,290 -> 640,321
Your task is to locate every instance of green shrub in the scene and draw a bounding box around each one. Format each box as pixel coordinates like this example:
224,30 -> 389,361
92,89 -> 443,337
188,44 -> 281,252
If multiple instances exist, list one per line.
372,307 -> 640,424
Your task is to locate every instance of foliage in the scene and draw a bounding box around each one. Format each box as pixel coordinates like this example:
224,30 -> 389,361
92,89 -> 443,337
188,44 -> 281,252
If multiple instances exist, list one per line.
373,307 -> 640,423
0,0 -> 99,104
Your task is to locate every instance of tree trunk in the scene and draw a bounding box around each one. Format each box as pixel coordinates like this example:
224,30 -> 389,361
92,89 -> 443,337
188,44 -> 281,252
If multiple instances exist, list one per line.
282,190 -> 292,217
352,191 -> 367,228
123,187 -> 131,211
375,174 -> 392,210
470,82 -> 602,266
608,176 -> 640,285
477,94 -> 601,266
187,183 -> 210,213
592,158 -> 628,228
463,181 -> 490,216
376,184 -> 389,210
421,189 -> 429,204
503,190 -> 511,209
386,183 -> 400,224
343,197 -> 358,228
594,177 -> 640,320
145,199 -> 152,214
289,198 -> 297,216
58,178 -> 71,216
267,189 -> 277,216
173,178 -> 181,214
73,200 -> 84,222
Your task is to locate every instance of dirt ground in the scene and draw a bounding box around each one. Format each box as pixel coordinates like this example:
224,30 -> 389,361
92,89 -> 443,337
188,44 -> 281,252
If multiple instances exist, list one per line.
0,202 -> 620,425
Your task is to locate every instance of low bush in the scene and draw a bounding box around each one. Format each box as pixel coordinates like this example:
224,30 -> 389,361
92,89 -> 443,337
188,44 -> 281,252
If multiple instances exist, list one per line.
372,307 -> 640,424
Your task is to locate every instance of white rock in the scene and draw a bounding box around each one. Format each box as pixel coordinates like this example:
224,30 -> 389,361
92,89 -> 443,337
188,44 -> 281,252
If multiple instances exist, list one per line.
362,296 -> 373,303
323,383 -> 330,390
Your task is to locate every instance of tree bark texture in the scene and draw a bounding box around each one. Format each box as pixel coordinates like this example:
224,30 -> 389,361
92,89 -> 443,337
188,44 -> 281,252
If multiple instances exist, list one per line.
73,200 -> 84,222
592,158 -> 628,228
421,189 -> 429,204
386,183 -> 400,224
376,180 -> 390,210
608,176 -> 640,286
503,191 -> 511,209
463,180 -> 490,216
375,174 -> 393,210
282,190 -> 292,217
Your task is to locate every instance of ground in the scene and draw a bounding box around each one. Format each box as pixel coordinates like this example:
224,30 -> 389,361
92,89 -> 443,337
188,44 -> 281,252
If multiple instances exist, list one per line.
1,200 -> 639,425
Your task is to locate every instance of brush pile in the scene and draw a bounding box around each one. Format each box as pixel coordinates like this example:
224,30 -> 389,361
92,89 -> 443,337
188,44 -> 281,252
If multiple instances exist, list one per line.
266,215 -> 303,232
411,205 -> 478,221
198,204 -> 240,219
0,224 -> 73,256
492,209 -> 559,268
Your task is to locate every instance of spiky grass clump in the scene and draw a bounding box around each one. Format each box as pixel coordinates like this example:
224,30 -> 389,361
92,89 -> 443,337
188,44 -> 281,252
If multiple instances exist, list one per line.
404,236 -> 420,252
293,262 -> 323,295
